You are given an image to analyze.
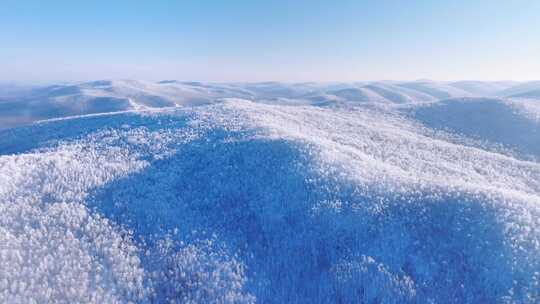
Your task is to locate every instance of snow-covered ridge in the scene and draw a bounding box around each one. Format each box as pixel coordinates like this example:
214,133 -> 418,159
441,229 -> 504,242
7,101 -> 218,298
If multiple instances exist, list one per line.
1,98 -> 539,303
2,79 -> 540,130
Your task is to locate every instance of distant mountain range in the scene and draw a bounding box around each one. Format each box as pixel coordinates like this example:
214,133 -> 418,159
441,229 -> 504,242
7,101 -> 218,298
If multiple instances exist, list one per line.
1,79 -> 539,129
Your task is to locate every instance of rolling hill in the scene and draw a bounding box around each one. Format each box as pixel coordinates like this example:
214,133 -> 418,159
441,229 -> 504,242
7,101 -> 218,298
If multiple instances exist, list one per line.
1,89 -> 540,303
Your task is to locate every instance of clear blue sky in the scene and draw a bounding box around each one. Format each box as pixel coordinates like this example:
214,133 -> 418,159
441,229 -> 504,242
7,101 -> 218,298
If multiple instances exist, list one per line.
1,0 -> 539,82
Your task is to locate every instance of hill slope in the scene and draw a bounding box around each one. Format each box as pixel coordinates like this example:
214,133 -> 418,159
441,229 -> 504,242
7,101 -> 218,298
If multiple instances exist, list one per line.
411,97 -> 540,160
1,99 -> 539,303
2,80 -> 531,129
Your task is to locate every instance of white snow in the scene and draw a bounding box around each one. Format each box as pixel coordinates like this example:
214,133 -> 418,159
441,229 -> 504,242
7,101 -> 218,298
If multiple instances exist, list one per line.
1,81 -> 540,303
411,97 -> 540,160
4,79 -> 540,129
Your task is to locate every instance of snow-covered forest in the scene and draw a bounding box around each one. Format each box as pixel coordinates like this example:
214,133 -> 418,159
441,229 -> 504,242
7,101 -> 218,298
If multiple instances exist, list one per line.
1,80 -> 539,303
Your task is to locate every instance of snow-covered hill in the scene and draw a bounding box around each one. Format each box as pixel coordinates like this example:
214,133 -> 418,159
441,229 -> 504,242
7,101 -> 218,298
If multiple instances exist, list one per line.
496,81 -> 540,98
0,80 -> 254,129
4,79 -> 540,130
447,80 -> 518,96
1,89 -> 540,303
410,97 -> 540,160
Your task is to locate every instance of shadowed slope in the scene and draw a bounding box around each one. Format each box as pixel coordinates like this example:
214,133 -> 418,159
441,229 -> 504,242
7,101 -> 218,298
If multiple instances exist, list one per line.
412,98 -> 540,160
